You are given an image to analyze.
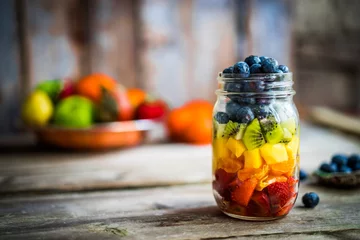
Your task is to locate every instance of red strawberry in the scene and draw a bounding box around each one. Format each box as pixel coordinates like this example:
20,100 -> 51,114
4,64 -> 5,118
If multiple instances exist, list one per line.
267,181 -> 291,213
213,168 -> 235,199
229,177 -> 258,207
246,191 -> 271,217
136,96 -> 167,120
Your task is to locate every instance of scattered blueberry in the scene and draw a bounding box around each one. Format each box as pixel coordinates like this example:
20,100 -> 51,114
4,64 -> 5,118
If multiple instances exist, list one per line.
347,154 -> 360,170
249,64 -> 262,74
214,112 -> 229,124
302,192 -> 320,208
261,58 -> 279,73
300,169 -> 308,181
226,101 -> 254,124
223,66 -> 234,74
339,166 -> 352,173
331,154 -> 348,168
278,65 -> 289,73
259,56 -> 268,63
252,105 -> 271,120
244,55 -> 261,67
320,163 -> 337,173
233,61 -> 250,76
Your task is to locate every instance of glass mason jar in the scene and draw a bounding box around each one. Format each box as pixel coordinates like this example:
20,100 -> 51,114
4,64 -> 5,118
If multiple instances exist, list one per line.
212,72 -> 300,221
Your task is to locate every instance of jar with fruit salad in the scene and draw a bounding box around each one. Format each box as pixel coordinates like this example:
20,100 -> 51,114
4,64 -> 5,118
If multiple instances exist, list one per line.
212,56 -> 300,221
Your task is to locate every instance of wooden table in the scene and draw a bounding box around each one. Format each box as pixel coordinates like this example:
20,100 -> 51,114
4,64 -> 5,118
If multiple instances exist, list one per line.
1,122 -> 360,239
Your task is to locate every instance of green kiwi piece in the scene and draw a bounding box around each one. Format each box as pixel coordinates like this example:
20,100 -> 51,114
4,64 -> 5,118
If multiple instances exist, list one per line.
281,118 -> 296,134
243,118 -> 266,150
260,115 -> 284,144
234,124 -> 247,140
223,120 -> 240,138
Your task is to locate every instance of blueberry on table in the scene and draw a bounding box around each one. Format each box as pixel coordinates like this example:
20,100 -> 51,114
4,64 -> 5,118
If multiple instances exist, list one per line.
244,55 -> 261,67
233,61 -> 250,76
299,169 -> 308,181
319,163 -> 337,173
250,64 -> 262,74
278,65 -> 289,73
223,66 -> 234,74
331,154 -> 348,168
302,192 -> 320,208
226,101 -> 254,124
339,166 -> 352,173
214,112 -> 229,124
261,58 -> 279,73
347,154 -> 360,170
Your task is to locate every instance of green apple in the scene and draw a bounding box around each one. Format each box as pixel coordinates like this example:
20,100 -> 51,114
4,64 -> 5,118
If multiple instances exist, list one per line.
54,96 -> 95,128
36,79 -> 63,101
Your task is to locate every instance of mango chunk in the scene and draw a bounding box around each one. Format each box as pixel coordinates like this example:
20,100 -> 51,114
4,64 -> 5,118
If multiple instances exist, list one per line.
286,136 -> 300,160
213,137 -> 230,159
217,158 -> 243,173
244,148 -> 263,169
260,143 -> 288,165
226,138 -> 246,158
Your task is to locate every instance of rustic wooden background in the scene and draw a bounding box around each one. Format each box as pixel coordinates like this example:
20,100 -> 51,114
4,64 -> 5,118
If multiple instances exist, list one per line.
0,0 -> 359,136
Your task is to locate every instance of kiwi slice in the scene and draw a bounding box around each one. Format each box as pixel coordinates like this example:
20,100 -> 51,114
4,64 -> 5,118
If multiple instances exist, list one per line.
223,120 -> 240,138
243,118 -> 265,150
259,115 -> 284,144
234,124 -> 247,140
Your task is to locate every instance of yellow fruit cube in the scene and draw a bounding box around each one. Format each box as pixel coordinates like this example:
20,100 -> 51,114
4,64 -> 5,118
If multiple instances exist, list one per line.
226,138 -> 246,158
271,153 -> 295,176
286,136 -> 299,160
260,143 -> 288,165
213,138 -> 230,159
244,148 -> 263,169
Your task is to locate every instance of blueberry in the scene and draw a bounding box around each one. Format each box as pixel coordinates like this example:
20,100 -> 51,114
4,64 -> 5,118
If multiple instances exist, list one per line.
242,81 -> 265,92
274,69 -> 283,74
233,62 -> 250,76
261,58 -> 279,73
226,101 -> 254,124
236,97 -> 256,105
259,56 -> 268,63
249,64 -> 262,74
331,154 -> 348,168
256,98 -> 274,105
244,55 -> 261,67
319,163 -> 337,173
252,105 -> 271,120
224,82 -> 242,92
223,66 -> 233,74
302,192 -> 320,208
339,165 -> 352,173
278,65 -> 289,73
300,169 -> 308,181
214,112 -> 229,124
347,154 -> 360,170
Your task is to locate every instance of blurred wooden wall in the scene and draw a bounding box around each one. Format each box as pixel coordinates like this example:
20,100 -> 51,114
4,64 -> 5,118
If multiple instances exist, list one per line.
0,0 -> 293,135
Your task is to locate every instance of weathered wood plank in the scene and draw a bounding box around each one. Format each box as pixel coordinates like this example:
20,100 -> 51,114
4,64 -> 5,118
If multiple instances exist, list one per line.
25,0 -> 89,86
89,0 -> 137,87
0,0 -> 21,134
0,123 -> 359,193
0,183 -> 359,239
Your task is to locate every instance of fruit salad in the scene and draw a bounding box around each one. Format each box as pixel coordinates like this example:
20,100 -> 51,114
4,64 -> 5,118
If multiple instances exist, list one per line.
212,56 -> 299,220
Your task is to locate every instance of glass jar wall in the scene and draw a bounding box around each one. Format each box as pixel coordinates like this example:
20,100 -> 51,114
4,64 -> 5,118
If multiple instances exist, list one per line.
212,72 -> 300,221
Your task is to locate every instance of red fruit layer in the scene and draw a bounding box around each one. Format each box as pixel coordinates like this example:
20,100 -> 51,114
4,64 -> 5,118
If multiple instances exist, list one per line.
213,168 -> 236,199
229,178 -> 257,207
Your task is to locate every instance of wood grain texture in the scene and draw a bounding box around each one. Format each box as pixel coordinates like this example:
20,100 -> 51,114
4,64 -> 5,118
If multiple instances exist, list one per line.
0,123 -> 359,194
0,183 -> 359,239
0,0 -> 21,134
89,0 -> 137,88
25,0 -> 89,85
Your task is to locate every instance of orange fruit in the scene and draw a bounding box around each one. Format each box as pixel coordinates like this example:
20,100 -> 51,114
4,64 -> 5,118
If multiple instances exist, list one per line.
166,107 -> 192,141
127,88 -> 147,109
76,73 -> 117,102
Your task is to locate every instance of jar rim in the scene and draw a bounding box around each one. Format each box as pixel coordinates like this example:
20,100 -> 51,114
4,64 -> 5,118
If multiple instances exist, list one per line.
217,72 -> 293,82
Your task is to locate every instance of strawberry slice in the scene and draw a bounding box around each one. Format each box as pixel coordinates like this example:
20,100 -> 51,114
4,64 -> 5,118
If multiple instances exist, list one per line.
230,177 -> 258,207
246,191 -> 271,217
267,181 -> 291,213
213,168 -> 236,199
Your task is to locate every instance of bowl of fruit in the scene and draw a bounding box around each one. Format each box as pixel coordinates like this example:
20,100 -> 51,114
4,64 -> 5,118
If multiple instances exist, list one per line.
21,73 -> 168,150
313,154 -> 360,188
